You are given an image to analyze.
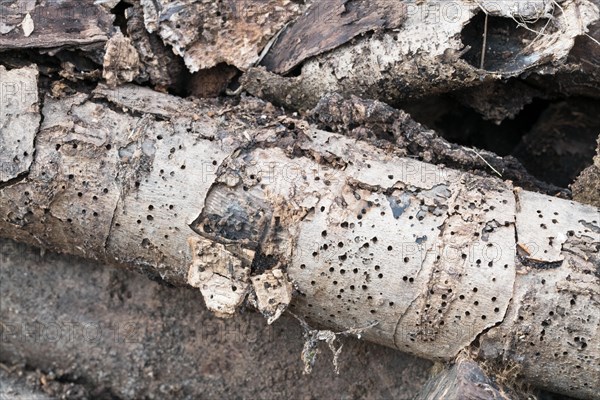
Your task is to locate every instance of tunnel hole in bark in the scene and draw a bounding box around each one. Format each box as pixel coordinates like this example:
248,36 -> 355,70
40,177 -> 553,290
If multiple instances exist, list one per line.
187,63 -> 242,98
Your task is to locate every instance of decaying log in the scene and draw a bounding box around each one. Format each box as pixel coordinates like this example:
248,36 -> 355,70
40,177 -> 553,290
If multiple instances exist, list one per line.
0,67 -> 598,399
241,0 -> 600,110
310,93 -> 568,196
123,0 -> 600,104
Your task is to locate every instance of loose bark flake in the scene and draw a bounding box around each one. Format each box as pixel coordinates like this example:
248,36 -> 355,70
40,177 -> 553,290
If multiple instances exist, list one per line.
139,0 -> 308,72
250,268 -> 293,324
102,32 -> 143,87
187,236 -> 253,318
0,65 -> 40,184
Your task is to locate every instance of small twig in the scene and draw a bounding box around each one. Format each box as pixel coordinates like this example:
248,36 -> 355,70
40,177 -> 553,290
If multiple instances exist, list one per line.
481,12 -> 488,69
474,2 -> 489,70
225,86 -> 243,96
216,107 -> 233,116
511,13 -> 553,52
584,33 -> 600,47
470,148 -> 502,177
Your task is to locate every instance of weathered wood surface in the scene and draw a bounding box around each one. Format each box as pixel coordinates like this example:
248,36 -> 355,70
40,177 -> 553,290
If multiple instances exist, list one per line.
0,65 -> 39,183
310,93 -> 568,196
0,0 -> 114,51
138,0 -> 308,72
0,67 -> 598,398
242,0 -> 600,110
1,1 -> 599,397
260,0 -> 407,74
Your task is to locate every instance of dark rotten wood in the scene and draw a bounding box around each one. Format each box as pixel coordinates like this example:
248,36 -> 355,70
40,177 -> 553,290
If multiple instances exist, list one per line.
0,0 -> 114,51
261,0 -> 406,75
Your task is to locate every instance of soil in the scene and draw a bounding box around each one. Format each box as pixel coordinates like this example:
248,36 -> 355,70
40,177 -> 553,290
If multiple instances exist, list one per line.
0,239 -> 432,399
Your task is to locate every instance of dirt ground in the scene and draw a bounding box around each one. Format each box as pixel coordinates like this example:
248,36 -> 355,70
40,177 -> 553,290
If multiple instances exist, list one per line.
0,238 -> 432,399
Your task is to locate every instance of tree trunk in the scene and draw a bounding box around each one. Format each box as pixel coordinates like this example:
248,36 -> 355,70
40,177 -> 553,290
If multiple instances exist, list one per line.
1,66 -> 598,399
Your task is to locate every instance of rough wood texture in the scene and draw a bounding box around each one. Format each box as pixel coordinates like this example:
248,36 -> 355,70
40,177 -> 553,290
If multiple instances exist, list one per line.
0,70 -> 598,399
139,0 -> 308,72
124,1 -> 189,92
309,93 -> 567,196
261,0 -> 407,74
0,0 -> 114,51
242,0 -> 600,110
572,136 -> 600,207
0,65 -> 40,183
102,32 -> 142,87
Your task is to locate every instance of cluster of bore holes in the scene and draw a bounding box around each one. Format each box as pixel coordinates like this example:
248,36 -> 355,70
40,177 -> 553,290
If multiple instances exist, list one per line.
303,199 -> 513,321
61,173 -> 113,221
135,204 -> 176,233
537,209 -> 560,230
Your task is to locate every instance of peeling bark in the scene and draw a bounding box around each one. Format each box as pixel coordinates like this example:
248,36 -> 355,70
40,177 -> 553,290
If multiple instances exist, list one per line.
0,65 -> 40,184
261,0 -> 407,75
102,32 -> 142,87
139,0 -> 308,72
124,1 -> 189,92
0,72 -> 598,399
